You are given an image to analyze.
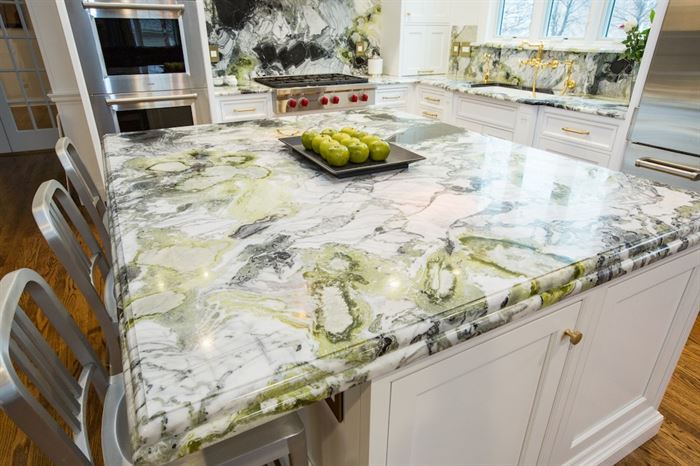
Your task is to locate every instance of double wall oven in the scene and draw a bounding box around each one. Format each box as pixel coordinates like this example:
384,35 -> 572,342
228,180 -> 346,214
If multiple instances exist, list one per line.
68,0 -> 210,134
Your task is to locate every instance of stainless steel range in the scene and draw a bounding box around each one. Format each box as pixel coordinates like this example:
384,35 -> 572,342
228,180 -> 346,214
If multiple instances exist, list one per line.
254,74 -> 376,115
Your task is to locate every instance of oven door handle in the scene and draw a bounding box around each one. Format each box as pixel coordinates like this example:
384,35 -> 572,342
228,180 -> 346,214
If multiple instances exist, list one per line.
82,2 -> 185,12
105,93 -> 198,105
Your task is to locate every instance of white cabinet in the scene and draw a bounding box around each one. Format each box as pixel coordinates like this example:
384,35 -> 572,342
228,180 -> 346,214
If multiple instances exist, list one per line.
415,84 -> 449,122
451,93 -> 538,145
381,1 -> 450,76
304,249 -> 700,466
533,107 -> 623,166
542,250 -> 700,465
214,93 -> 270,123
373,302 -> 582,466
374,84 -> 412,110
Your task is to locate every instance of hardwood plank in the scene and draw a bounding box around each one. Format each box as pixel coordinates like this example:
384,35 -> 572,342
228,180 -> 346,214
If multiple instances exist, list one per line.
0,152 -> 697,466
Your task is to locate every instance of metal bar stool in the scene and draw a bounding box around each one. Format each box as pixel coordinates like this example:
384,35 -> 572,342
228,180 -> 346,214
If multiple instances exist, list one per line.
32,180 -> 120,374
54,137 -> 110,251
0,269 -> 307,466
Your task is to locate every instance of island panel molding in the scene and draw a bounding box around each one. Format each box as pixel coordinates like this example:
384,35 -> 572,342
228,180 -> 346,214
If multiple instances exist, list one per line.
102,110 -> 700,465
205,0 -> 381,79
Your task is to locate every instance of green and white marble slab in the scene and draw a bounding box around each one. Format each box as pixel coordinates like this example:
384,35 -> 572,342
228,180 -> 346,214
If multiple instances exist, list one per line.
103,109 -> 700,465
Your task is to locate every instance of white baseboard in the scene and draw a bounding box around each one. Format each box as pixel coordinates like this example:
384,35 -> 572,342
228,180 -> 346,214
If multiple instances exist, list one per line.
566,408 -> 663,466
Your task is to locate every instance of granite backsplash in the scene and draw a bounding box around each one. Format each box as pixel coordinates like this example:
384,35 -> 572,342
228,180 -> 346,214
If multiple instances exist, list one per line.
205,0 -> 381,79
450,28 -> 636,101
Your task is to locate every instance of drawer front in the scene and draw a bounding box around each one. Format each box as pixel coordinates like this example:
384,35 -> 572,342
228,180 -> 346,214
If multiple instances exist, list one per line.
375,86 -> 410,108
454,95 -> 517,130
417,85 -> 447,109
218,96 -> 268,122
539,110 -> 618,152
417,104 -> 444,121
537,136 -> 609,166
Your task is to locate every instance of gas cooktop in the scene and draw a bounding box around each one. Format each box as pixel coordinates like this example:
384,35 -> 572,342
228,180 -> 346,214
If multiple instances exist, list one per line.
254,73 -> 369,89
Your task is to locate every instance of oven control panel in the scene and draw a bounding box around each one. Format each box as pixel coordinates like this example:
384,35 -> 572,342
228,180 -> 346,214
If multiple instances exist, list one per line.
272,85 -> 376,115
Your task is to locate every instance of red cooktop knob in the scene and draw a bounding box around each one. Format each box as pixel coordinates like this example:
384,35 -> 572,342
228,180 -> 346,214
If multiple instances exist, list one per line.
300,97 -> 309,107
288,98 -> 297,108
331,95 -> 340,104
361,93 -> 369,102
320,96 -> 329,105
350,94 -> 359,103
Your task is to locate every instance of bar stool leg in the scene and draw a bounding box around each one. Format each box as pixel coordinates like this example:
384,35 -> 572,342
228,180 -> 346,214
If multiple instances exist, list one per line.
287,428 -> 307,466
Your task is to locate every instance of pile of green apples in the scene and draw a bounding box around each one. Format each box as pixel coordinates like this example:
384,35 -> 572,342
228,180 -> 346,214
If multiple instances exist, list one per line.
301,127 -> 391,167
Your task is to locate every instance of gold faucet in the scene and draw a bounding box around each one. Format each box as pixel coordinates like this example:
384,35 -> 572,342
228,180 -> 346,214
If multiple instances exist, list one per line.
518,41 -> 558,96
561,60 -> 576,95
481,53 -> 494,83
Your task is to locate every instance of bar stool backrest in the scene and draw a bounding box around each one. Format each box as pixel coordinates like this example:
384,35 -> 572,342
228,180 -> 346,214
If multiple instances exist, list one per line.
55,137 -> 110,252
0,268 -> 109,466
32,180 -> 121,374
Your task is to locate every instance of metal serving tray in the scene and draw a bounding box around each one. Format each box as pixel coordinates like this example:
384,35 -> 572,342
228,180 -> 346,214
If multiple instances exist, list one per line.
279,136 -> 425,178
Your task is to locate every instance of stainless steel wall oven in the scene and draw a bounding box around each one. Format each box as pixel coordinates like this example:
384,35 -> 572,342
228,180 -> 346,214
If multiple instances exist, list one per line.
69,0 -> 210,134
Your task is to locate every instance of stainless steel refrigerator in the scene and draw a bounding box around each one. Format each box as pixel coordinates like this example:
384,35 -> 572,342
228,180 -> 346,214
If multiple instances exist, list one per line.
622,0 -> 700,192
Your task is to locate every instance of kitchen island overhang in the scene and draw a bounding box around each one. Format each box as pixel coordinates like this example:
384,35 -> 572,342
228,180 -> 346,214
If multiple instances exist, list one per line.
102,109 -> 700,465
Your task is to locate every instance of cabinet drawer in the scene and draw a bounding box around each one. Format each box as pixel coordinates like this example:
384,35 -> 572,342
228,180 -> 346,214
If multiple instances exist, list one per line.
454,116 -> 514,141
375,86 -> 410,108
454,95 -> 517,130
417,85 -> 447,109
417,105 -> 444,121
539,110 -> 618,152
537,136 -> 609,166
218,95 -> 268,122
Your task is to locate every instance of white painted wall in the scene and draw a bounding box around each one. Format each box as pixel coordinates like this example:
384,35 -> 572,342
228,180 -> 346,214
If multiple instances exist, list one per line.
447,0 -> 493,41
25,0 -> 104,192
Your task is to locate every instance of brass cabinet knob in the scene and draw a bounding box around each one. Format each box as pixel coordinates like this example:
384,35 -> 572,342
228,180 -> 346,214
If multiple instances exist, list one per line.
564,329 -> 583,345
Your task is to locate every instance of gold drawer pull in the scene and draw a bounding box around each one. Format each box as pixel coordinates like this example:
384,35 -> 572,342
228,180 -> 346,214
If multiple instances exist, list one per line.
233,107 -> 257,113
418,69 -> 434,74
425,96 -> 441,103
635,157 -> 700,181
382,95 -> 402,100
422,111 -> 438,118
561,127 -> 590,135
563,329 -> 583,345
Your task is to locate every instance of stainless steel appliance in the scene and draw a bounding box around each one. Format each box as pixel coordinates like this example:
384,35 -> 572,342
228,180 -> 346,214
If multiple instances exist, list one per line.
254,74 -> 376,115
68,0 -> 210,134
622,0 -> 700,191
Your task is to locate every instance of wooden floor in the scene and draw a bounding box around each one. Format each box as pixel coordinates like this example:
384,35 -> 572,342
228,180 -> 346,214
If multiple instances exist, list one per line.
0,152 -> 697,466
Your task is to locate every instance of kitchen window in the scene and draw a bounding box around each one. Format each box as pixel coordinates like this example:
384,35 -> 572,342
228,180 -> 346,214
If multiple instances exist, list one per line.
494,0 -> 657,42
604,0 -> 657,38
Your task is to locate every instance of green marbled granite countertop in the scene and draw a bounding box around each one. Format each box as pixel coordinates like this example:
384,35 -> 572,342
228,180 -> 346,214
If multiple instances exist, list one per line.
103,110 -> 699,464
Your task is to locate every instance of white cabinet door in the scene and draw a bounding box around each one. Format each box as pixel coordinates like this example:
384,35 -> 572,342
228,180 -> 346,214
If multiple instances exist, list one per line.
403,0 -> 450,24
401,25 -> 425,76
422,25 -> 450,75
375,302 -> 582,466
546,251 -> 700,465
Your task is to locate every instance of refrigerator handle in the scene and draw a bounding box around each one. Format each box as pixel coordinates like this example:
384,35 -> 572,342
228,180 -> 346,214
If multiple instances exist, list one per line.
635,157 -> 700,181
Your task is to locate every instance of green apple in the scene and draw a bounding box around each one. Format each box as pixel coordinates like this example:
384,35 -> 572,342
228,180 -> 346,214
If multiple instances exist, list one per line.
341,137 -> 361,148
301,130 -> 319,150
319,139 -> 338,160
320,128 -> 336,137
326,144 -> 350,167
312,134 -> 332,154
332,132 -> 352,144
369,140 -> 391,161
355,131 -> 368,139
360,135 -> 380,146
348,142 -> 370,163
341,127 -> 360,137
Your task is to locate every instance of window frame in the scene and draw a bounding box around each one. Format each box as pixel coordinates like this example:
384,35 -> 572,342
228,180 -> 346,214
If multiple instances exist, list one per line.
489,0 -> 645,50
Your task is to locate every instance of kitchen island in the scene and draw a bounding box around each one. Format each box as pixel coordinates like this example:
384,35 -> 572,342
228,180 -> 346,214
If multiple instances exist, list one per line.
103,109 -> 700,465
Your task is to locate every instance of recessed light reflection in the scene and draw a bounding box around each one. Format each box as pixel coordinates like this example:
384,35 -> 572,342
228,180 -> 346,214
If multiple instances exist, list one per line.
452,269 -> 461,276
202,270 -> 210,278
388,278 -> 401,289
157,281 -> 165,290
200,336 -> 213,350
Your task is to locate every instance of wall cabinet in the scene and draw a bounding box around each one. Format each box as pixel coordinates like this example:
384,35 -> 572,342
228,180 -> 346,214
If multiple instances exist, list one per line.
304,248 -> 700,466
381,1 -> 450,76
